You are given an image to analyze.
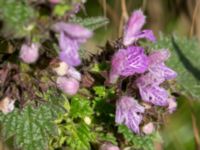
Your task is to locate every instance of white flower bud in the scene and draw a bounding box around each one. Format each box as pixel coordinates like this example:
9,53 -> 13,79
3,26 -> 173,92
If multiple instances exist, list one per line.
19,43 -> 39,64
84,116 -> 91,125
142,122 -> 155,135
167,98 -> 177,113
0,97 -> 15,114
53,61 -> 69,76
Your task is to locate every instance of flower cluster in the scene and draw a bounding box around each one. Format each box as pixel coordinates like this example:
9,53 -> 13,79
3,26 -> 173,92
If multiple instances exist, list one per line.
110,10 -> 177,134
52,22 -> 93,95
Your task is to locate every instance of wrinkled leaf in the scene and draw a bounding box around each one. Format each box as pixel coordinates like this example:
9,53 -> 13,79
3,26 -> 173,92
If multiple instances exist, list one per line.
69,16 -> 109,31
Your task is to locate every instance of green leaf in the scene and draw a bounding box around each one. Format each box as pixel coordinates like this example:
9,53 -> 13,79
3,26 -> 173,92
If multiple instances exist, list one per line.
69,16 -> 109,30
93,86 -> 107,97
98,132 -> 117,145
150,35 -> 200,100
70,95 -> 93,119
118,125 -> 156,150
0,0 -> 35,37
62,122 -> 94,150
50,95 -> 94,150
54,4 -> 70,16
0,90 -> 66,150
0,105 -> 62,150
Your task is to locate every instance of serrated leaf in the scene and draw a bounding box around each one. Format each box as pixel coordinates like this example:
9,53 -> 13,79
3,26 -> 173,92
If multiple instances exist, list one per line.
70,95 -> 93,119
0,90 -> 66,150
0,106 -> 58,150
150,35 -> 200,100
69,16 -> 109,30
93,86 -> 107,97
64,122 -> 94,150
98,132 -> 117,145
0,0 -> 35,37
118,125 -> 156,150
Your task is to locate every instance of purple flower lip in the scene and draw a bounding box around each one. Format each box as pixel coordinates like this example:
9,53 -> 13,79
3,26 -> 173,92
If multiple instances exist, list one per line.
59,32 -> 81,66
137,84 -> 169,106
148,50 -> 177,80
109,46 -> 148,83
53,22 -> 93,40
148,49 -> 171,65
123,9 -> 156,46
115,96 -> 145,134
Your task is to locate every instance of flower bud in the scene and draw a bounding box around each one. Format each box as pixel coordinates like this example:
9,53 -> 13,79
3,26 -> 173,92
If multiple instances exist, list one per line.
99,143 -> 120,150
56,77 -> 79,95
19,43 -> 39,64
0,97 -> 15,114
167,98 -> 177,113
53,61 -> 69,76
142,122 -> 155,135
84,116 -> 91,125
67,67 -> 81,81
141,102 -> 152,109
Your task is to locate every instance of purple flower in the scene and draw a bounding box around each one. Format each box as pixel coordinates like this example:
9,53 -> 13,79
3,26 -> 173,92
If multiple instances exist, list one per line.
148,49 -> 170,65
109,46 -> 148,83
136,50 -> 177,106
19,43 -> 39,64
56,76 -> 79,95
136,72 -> 165,87
115,96 -> 145,134
148,50 -> 177,80
137,84 -> 169,106
149,63 -> 177,80
59,32 -> 81,66
123,10 -> 156,46
53,22 -> 92,66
